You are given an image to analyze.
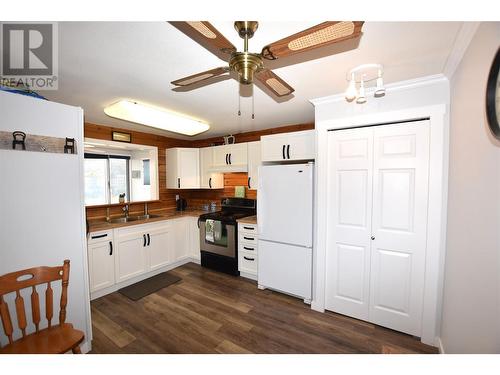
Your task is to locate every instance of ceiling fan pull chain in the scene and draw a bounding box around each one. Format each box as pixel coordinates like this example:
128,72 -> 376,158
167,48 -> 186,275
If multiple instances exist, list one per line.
252,91 -> 255,120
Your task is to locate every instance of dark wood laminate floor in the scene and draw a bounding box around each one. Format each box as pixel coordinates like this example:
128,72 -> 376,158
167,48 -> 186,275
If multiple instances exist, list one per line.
90,263 -> 438,354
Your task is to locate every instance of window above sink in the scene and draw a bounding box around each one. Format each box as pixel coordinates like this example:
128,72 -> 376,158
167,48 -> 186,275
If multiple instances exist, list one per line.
84,138 -> 159,206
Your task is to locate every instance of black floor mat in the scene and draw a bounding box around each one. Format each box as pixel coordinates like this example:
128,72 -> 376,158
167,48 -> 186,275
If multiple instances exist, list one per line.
118,272 -> 181,301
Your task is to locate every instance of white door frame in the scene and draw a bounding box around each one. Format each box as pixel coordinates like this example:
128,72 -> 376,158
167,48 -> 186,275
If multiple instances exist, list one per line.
313,104 -> 448,346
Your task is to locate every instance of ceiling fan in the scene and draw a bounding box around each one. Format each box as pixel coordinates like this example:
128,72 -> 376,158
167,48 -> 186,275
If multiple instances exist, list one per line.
169,21 -> 365,98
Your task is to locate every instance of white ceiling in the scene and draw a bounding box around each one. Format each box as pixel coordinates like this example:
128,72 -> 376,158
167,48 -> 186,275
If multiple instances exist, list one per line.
45,21 -> 462,140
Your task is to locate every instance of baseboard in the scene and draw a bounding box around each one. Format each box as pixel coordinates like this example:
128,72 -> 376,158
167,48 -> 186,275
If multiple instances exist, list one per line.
311,300 -> 325,313
80,340 -> 91,354
239,271 -> 257,281
437,337 -> 446,354
189,257 -> 200,265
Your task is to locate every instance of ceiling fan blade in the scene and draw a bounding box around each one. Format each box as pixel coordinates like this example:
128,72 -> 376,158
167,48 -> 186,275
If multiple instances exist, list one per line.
169,21 -> 237,62
255,69 -> 295,97
261,21 -> 364,60
171,67 -> 229,87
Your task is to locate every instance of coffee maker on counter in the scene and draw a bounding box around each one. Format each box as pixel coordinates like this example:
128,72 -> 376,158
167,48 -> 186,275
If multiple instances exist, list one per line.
176,196 -> 187,211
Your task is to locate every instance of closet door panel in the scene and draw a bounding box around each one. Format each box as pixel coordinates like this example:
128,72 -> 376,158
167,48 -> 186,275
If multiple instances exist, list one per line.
325,127 -> 374,321
369,120 -> 430,336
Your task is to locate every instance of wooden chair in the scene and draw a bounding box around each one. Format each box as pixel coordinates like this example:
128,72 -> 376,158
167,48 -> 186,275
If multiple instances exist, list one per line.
0,260 -> 84,354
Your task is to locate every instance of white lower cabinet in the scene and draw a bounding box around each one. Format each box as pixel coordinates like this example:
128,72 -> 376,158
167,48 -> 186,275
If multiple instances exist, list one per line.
88,216 -> 201,299
148,223 -> 173,271
115,226 -> 150,283
88,230 -> 115,292
171,218 -> 190,261
187,216 -> 201,261
238,222 -> 258,279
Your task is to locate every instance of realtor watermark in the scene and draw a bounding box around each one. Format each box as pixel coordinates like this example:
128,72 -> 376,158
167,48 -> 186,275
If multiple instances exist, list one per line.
0,22 -> 58,90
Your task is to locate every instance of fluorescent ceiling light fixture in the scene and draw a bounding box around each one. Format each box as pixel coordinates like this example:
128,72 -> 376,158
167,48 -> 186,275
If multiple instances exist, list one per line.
104,100 -> 210,136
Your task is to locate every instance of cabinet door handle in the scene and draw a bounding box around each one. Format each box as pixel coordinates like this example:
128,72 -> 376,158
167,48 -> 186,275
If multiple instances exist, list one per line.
243,256 -> 255,261
143,234 -> 146,247
229,153 -> 232,164
287,144 -> 290,159
247,177 -> 251,189
147,233 -> 151,246
225,153 -> 228,165
243,236 -> 254,241
177,178 -> 180,188
109,241 -> 113,255
91,233 -> 107,239
209,177 -> 212,189
282,144 -> 286,159
243,226 -> 254,231
243,246 -> 254,251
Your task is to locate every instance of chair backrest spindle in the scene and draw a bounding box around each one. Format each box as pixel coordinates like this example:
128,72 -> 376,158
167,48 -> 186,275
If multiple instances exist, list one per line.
0,296 -> 14,344
14,291 -> 27,337
31,286 -> 40,332
46,282 -> 53,328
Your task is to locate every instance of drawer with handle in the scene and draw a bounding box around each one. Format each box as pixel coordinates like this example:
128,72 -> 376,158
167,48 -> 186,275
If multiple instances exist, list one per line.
239,243 -> 257,253
239,233 -> 257,245
88,230 -> 113,244
238,223 -> 257,235
238,252 -> 258,274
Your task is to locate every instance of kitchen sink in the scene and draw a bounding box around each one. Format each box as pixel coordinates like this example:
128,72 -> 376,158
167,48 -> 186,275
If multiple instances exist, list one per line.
109,214 -> 162,224
134,214 -> 162,220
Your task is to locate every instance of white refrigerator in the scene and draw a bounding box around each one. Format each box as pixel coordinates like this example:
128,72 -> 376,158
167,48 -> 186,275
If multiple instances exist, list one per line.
0,91 -> 92,351
257,163 -> 313,301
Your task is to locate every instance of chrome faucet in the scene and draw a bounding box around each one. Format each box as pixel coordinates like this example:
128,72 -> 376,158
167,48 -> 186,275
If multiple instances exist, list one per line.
144,202 -> 149,216
122,204 -> 129,218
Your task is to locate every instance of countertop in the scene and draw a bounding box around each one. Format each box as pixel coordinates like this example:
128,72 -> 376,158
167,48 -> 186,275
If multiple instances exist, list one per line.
236,215 -> 257,225
88,209 -> 207,233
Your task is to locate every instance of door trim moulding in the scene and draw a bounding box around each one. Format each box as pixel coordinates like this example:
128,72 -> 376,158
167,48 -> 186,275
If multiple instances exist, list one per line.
312,103 -> 448,347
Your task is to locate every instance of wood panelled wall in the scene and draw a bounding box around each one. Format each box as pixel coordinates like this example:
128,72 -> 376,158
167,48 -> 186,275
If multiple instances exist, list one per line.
84,122 -> 313,219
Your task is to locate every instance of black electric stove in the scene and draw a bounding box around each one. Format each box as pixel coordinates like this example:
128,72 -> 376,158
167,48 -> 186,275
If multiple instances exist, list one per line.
198,198 -> 256,276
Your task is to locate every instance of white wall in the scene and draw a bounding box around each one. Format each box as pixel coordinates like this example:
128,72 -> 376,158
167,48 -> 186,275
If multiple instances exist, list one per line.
440,22 -> 500,353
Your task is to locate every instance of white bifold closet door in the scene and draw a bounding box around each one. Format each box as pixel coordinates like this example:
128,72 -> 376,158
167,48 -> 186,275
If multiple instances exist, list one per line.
325,120 -> 430,336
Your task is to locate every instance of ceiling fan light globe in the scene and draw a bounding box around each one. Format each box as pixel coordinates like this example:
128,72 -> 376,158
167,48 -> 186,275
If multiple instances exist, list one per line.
374,76 -> 386,97
356,96 -> 367,104
345,78 -> 357,101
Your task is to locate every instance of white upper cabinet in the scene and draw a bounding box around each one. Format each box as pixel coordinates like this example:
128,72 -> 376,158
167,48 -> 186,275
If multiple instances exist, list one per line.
211,143 -> 248,172
247,141 -> 261,190
166,148 -> 200,189
261,130 -> 315,162
200,147 -> 224,189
